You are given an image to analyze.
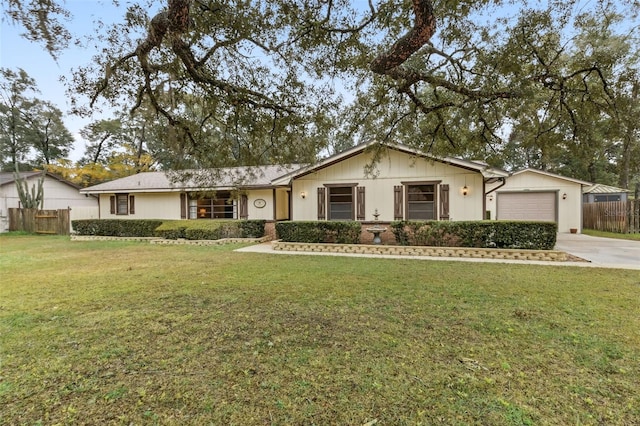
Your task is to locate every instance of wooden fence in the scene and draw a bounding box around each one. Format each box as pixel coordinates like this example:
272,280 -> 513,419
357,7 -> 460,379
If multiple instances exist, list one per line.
8,208 -> 71,235
583,200 -> 640,234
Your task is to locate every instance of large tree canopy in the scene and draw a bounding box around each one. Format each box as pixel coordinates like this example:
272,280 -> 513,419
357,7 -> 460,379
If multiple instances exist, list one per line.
4,0 -> 640,186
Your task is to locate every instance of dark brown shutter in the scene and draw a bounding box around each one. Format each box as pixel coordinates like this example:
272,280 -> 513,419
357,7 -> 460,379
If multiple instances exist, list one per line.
394,185 -> 403,220
180,193 -> 187,219
239,194 -> 248,219
129,195 -> 135,215
110,196 -> 116,214
439,184 -> 450,220
356,186 -> 365,220
317,187 -> 326,220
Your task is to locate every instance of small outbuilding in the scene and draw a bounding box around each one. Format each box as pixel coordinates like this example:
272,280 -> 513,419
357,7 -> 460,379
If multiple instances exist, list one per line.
582,183 -> 630,203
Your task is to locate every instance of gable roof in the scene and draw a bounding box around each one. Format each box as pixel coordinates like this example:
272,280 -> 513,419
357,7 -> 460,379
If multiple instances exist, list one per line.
80,164 -> 303,194
0,171 -> 81,190
510,168 -> 592,186
271,140 -> 509,185
583,183 -> 630,194
79,141 -> 511,194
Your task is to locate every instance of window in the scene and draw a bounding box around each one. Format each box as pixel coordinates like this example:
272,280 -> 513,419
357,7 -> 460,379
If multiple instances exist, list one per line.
406,183 -> 436,220
189,192 -> 237,219
116,194 -> 128,215
318,185 -> 364,220
594,194 -> 621,202
110,194 -> 134,215
328,186 -> 354,220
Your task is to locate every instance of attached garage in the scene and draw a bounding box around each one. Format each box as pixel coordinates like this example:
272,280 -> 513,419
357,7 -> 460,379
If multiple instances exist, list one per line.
497,192 -> 557,222
486,169 -> 591,233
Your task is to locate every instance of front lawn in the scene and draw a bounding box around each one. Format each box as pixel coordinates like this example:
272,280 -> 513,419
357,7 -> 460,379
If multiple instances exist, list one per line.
1,235 -> 639,424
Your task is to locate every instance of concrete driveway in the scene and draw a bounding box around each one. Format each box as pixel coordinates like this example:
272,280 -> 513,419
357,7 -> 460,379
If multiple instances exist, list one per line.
555,233 -> 640,270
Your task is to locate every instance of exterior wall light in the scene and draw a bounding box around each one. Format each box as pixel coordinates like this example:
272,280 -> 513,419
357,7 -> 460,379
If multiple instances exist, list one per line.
462,185 -> 469,196
300,191 -> 307,199
562,193 -> 567,200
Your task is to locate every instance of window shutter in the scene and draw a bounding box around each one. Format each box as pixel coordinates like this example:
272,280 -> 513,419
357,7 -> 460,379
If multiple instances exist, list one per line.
110,196 -> 116,214
239,194 -> 248,219
317,187 -> 326,220
394,185 -> 403,220
129,195 -> 135,215
439,184 -> 450,220
357,186 -> 365,221
180,193 -> 187,219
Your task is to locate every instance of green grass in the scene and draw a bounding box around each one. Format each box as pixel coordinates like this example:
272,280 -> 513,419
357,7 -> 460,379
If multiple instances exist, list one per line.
1,235 -> 639,425
583,229 -> 640,241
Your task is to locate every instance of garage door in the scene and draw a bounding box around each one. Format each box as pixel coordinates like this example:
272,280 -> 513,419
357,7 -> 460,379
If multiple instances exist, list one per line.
497,192 -> 557,222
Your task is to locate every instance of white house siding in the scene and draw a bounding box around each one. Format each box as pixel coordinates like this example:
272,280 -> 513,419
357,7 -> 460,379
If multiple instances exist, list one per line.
247,189 -> 276,220
291,149 -> 484,222
1,176 -> 97,210
487,171 -> 584,233
98,192 -> 182,220
70,206 -> 100,222
97,190 -> 280,221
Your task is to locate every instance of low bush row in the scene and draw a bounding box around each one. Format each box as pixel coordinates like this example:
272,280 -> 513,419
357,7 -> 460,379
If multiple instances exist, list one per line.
72,219 -> 556,249
276,220 -> 555,249
390,220 -> 557,250
275,221 -> 361,244
72,219 -> 266,239
72,219 -> 163,237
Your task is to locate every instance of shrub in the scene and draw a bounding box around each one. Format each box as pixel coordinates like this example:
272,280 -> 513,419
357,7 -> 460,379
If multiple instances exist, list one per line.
239,220 -> 267,238
154,221 -> 188,239
73,219 -> 266,240
276,221 -> 361,244
156,220 -> 266,240
492,221 -> 557,250
390,220 -> 557,250
72,219 -> 163,237
184,221 -> 240,240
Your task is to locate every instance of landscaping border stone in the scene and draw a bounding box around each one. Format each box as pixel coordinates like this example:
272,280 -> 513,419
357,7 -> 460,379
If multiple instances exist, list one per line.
272,241 -> 568,261
70,235 -> 270,245
71,235 -> 571,261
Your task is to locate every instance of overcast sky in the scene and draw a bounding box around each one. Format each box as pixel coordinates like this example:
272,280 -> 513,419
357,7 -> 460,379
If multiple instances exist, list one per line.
0,1 -> 133,161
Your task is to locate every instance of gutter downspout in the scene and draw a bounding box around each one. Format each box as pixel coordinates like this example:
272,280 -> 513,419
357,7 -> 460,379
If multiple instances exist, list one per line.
485,177 -> 506,196
484,177 -> 506,219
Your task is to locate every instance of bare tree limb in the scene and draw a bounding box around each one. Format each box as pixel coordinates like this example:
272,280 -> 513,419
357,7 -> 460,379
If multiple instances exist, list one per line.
371,0 -> 436,74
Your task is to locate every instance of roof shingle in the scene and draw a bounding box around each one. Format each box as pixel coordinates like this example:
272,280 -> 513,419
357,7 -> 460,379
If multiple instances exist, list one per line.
80,165 -> 303,194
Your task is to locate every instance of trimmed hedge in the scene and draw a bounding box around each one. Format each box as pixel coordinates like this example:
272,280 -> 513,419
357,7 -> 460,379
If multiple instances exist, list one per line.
154,221 -> 189,239
155,219 -> 267,240
239,220 -> 267,238
276,221 -> 362,244
72,219 -> 163,237
72,219 -> 266,240
391,220 -> 557,250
